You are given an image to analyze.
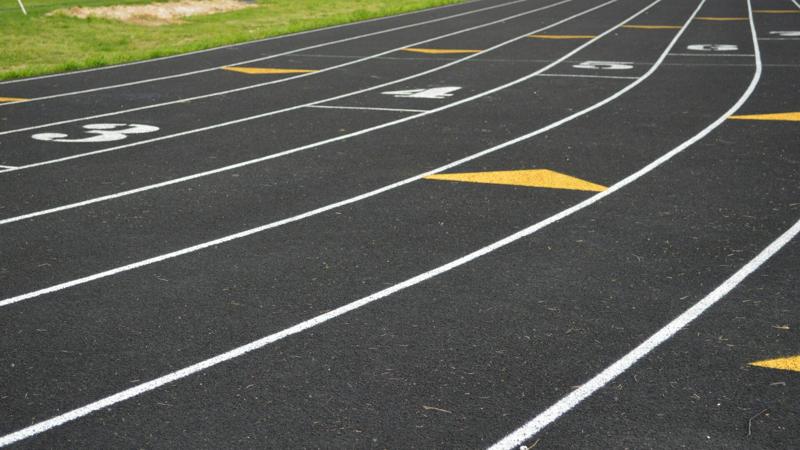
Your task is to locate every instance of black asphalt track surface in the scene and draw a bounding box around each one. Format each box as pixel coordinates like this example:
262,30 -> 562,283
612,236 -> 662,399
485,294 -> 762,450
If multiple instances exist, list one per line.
1,0 -> 799,447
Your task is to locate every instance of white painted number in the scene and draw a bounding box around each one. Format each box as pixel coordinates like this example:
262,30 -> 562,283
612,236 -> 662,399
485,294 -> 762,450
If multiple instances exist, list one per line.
770,31 -> 800,37
687,44 -> 738,51
32,123 -> 159,143
572,60 -> 634,70
381,86 -> 462,99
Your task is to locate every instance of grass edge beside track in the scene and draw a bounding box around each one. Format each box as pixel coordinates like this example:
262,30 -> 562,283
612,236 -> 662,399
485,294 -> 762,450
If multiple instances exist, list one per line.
0,0 -> 468,81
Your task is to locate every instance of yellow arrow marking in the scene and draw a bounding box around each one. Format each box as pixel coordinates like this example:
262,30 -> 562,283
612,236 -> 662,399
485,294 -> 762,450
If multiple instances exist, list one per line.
622,24 -> 682,29
754,9 -> 800,13
222,67 -> 318,75
528,34 -> 596,39
750,355 -> 800,373
729,112 -> 800,122
401,48 -> 481,54
0,97 -> 29,103
696,17 -> 748,21
425,169 -> 607,192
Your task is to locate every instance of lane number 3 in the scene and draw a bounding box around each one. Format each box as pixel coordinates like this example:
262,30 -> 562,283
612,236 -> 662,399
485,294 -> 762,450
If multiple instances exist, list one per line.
32,123 -> 159,143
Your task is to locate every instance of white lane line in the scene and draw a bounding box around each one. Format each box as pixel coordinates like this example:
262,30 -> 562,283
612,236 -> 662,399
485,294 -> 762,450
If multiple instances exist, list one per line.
490,0 -> 762,447
758,37 -> 800,40
538,73 -> 638,79
669,52 -> 755,56
0,0 -> 679,309
0,0 -> 759,442
0,0 -> 529,114
307,105 -> 428,113
0,0 -> 484,86
0,164 -> 17,169
0,0 -> 616,185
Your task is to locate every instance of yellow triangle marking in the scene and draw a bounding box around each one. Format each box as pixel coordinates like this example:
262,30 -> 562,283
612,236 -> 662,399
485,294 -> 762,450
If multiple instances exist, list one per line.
528,34 -> 596,39
222,67 -> 318,75
750,355 -> 800,373
696,16 -> 748,21
754,9 -> 800,13
729,112 -> 800,122
622,24 -> 682,29
425,169 -> 607,192
401,48 -> 481,54
0,96 -> 29,103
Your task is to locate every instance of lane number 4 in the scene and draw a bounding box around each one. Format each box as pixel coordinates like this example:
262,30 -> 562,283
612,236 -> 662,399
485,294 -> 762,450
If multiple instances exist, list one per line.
382,86 -> 462,99
32,123 -> 159,143
572,60 -> 634,70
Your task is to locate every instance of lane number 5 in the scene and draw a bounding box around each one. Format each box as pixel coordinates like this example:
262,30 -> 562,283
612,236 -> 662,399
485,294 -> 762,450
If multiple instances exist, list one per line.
32,123 -> 159,143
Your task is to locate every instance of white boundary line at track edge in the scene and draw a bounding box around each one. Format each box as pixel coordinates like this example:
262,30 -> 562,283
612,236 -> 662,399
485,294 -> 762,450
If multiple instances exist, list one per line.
0,0 -> 526,111
0,0 -> 620,222
489,0 -> 763,446
0,0 -> 765,442
0,0 -> 484,86
0,0 -> 672,301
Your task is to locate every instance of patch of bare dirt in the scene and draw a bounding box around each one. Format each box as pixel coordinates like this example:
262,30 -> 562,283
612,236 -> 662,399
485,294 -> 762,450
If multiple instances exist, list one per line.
49,0 -> 256,26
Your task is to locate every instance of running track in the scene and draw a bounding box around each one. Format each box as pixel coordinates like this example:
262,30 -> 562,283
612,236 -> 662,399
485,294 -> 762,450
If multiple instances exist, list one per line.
1,0 -> 799,446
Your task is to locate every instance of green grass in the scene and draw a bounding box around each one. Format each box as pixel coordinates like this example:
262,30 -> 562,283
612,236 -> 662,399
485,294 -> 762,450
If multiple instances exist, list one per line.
0,0 -> 466,81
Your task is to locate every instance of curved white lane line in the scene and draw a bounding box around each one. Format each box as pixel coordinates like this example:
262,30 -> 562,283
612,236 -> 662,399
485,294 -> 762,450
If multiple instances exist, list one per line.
0,0 -> 669,305
0,0 -> 632,224
489,0 -> 763,447
0,0 -> 529,115
0,0 -> 485,86
0,0 -> 736,445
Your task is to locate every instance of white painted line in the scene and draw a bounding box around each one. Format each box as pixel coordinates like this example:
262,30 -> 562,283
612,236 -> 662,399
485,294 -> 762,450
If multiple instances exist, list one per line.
307,105 -> 428,113
0,0 -> 528,113
490,0 -> 763,447
758,37 -> 800,40
0,0 -> 676,309
538,73 -> 638,79
670,52 -> 755,56
0,164 -> 18,169
0,0 -> 761,442
0,0 -> 636,226
0,0 -> 485,86
0,0 -> 609,174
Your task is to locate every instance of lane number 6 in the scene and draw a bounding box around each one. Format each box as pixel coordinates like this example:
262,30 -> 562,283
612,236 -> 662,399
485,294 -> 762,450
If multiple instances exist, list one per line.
32,123 -> 159,143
